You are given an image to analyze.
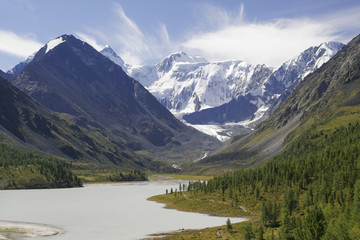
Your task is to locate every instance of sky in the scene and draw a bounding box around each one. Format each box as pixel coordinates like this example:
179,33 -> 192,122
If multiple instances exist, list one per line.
0,0 -> 360,71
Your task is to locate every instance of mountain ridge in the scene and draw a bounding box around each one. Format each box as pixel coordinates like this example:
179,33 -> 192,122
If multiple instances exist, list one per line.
11,34 -> 221,163
99,42 -> 343,131
182,41 -> 344,126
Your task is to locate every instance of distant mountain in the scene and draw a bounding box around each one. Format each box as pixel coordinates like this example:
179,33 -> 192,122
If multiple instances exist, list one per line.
6,53 -> 36,80
182,42 -> 344,125
128,53 -> 272,116
100,45 -> 127,71
263,41 -> 345,105
118,43 -> 343,128
126,51 -> 208,88
12,35 -> 220,162
0,69 -> 11,80
188,34 -> 360,173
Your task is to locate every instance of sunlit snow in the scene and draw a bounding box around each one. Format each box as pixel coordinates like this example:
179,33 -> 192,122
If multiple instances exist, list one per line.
45,37 -> 65,54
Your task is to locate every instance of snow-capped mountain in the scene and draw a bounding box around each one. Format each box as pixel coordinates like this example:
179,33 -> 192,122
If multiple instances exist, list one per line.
156,51 -> 208,74
7,52 -> 36,79
124,42 -> 343,119
7,38 -> 343,142
126,51 -> 208,88
100,45 -> 127,71
263,41 -> 345,98
128,52 -> 273,116
126,65 -> 158,88
6,37 -> 68,79
99,42 -> 344,141
184,42 -> 345,127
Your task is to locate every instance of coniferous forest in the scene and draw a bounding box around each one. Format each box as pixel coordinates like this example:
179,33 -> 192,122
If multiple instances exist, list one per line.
0,143 -> 82,189
161,121 -> 360,239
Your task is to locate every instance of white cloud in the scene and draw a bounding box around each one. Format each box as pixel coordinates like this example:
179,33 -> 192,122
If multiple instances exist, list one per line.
77,3 -> 360,67
75,32 -> 104,51
112,3 -> 149,64
78,3 -> 176,65
111,3 -> 175,65
320,6 -> 360,43
183,18 -> 335,66
0,30 -> 42,58
182,5 -> 360,67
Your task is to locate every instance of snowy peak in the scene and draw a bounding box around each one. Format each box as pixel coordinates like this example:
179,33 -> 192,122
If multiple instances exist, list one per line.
318,41 -> 345,53
101,45 -> 118,58
100,45 -> 126,69
156,51 -> 207,73
146,58 -> 272,116
312,41 -> 345,69
24,53 -> 35,64
161,51 -> 207,64
45,36 -> 66,54
285,41 -> 344,70
266,41 -> 345,92
7,35 -> 74,78
7,52 -> 36,76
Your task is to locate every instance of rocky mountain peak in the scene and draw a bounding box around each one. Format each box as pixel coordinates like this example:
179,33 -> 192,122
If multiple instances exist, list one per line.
156,51 -> 207,73
100,45 -> 126,70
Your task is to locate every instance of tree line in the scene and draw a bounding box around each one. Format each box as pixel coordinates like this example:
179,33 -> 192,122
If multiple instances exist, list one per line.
0,143 -> 82,188
172,122 -> 360,239
109,169 -> 147,182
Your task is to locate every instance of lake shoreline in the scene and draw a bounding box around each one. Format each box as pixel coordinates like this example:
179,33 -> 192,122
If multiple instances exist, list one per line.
0,181 -> 247,240
0,220 -> 63,239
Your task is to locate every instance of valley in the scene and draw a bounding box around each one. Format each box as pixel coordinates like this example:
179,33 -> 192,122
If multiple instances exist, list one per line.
146,34 -> 360,239
0,6 -> 359,238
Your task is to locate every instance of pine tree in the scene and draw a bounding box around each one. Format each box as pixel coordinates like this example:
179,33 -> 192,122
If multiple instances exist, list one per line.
243,222 -> 254,239
256,225 -> 265,240
226,218 -> 233,233
303,207 -> 326,240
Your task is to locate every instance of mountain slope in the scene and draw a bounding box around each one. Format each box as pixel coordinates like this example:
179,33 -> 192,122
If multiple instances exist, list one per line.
141,54 -> 272,116
186,35 -> 360,173
0,74 -> 149,168
12,35 -> 220,162
6,53 -> 35,80
100,45 -> 127,71
0,69 -> 11,80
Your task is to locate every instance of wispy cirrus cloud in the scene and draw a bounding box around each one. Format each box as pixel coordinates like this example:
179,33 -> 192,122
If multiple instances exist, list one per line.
112,3 -> 149,64
78,3 -> 174,65
0,30 -> 42,58
75,32 -> 104,51
111,3 -> 173,65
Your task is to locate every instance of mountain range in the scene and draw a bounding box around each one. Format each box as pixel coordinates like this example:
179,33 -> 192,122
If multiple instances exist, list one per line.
0,33 -> 352,176
98,41 -> 343,141
186,34 -> 360,174
8,38 -> 343,134
184,41 -> 344,124
1,35 -> 220,171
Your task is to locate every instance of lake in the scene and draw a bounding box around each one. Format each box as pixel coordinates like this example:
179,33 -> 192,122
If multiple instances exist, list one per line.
0,180 -> 246,239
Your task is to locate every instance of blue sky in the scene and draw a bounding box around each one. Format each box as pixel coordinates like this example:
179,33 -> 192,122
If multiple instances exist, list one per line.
0,0 -> 359,71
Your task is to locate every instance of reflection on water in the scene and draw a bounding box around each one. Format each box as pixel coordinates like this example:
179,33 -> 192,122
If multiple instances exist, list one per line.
0,181 -> 246,240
